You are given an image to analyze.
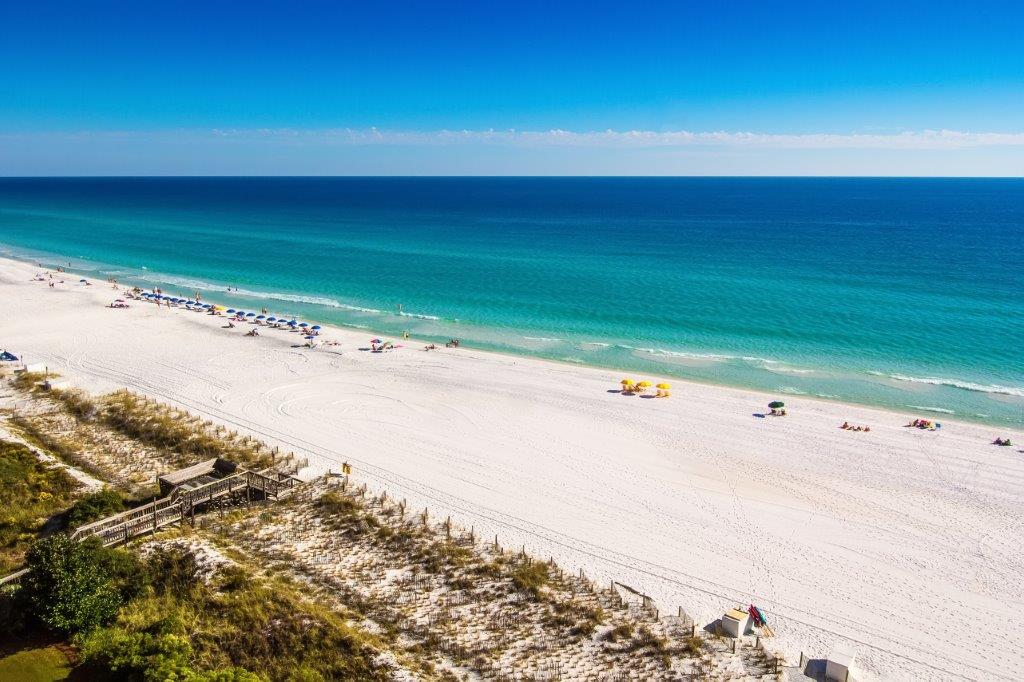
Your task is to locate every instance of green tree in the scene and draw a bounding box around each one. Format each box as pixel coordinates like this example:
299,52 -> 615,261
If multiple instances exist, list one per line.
23,535 -> 121,633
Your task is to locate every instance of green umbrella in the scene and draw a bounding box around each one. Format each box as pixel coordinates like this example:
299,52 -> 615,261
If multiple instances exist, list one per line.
768,401 -> 785,409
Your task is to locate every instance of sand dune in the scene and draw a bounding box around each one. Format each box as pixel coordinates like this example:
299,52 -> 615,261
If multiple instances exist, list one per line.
3,257 -> 1021,680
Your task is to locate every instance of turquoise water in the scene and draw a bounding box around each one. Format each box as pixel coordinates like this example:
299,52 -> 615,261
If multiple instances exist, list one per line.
1,177 -> 1022,427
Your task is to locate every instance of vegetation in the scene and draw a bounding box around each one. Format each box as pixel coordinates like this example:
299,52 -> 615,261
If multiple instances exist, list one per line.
11,535 -> 391,681
101,392 -> 270,468
75,546 -> 390,681
0,645 -> 72,682
11,371 -> 51,392
65,488 -> 126,529
0,439 -> 79,573
22,535 -> 124,633
510,560 -> 550,596
7,414 -> 110,485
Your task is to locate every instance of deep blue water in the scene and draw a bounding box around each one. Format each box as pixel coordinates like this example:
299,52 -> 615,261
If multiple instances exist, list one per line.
1,177 -> 1022,426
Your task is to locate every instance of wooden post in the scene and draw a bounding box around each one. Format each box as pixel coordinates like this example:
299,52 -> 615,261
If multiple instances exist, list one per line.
151,495 -> 157,535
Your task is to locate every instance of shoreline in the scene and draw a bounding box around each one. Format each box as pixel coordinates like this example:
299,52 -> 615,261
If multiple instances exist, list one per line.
3,254 -> 1023,680
2,247 -> 1019,431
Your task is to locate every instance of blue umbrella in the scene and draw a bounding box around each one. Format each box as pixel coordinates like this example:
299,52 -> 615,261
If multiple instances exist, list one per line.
304,335 -> 315,340
288,320 -> 297,325
79,279 -> 87,282
299,322 -> 308,327
256,315 -> 266,320
267,317 -> 276,322
226,309 -> 236,314
311,325 -> 321,330
246,312 -> 255,317
203,303 -> 212,308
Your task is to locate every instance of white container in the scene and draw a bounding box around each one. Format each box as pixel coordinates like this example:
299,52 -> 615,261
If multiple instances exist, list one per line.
826,644 -> 856,681
721,608 -> 751,638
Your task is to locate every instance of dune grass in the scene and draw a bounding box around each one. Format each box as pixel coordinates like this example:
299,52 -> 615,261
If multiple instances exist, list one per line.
0,439 -> 79,574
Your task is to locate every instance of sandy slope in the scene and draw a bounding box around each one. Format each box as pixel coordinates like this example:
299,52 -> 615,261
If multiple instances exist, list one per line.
2,257 -> 1021,680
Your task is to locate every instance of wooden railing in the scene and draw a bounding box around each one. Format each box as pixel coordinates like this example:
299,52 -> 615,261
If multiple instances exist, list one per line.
70,468 -> 300,546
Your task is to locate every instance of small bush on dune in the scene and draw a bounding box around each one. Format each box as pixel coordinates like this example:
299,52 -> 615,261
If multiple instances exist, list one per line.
51,388 -> 99,421
66,488 -> 125,528
510,561 -> 550,597
11,371 -> 51,392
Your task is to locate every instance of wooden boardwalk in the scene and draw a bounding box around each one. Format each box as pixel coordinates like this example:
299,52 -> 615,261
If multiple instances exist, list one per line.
70,468 -> 301,546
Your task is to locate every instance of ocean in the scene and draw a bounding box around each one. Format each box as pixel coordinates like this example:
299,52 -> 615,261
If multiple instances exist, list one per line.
1,177 -> 1022,427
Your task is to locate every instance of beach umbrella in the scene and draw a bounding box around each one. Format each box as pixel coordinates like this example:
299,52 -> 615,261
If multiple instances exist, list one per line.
637,381 -> 652,388
288,320 -> 297,325
79,279 -> 87,282
256,315 -> 266,320
299,322 -> 308,327
656,383 -> 671,389
371,338 -> 381,344
246,312 -> 255,317
311,325 -> 321,330
226,309 -> 236,314
267,317 -> 276,322
768,401 -> 785,409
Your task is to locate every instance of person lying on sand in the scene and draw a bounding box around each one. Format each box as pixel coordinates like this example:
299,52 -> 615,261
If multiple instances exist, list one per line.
424,344 -> 437,350
841,421 -> 850,429
246,329 -> 259,337
993,437 -> 1012,446
224,322 -> 235,328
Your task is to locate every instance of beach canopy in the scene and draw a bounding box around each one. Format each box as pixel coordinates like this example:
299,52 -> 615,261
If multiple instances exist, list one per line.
0,351 -> 18,361
768,401 -> 785,409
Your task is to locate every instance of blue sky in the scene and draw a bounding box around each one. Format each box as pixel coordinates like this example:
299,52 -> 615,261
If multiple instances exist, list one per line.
2,0 -> 1023,175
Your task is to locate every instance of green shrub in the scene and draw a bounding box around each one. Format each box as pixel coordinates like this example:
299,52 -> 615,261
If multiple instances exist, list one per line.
23,535 -> 121,633
146,547 -> 201,598
66,488 -> 125,528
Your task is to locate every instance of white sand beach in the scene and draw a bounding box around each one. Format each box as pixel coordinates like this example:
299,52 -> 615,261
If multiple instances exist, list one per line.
3,256 -> 1022,680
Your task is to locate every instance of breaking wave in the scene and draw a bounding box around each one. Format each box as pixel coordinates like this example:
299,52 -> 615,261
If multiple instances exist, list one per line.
869,372 -> 1024,398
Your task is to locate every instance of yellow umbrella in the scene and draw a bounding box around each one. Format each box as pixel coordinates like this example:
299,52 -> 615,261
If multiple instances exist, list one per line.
656,383 -> 671,389
636,381 -> 652,388
620,378 -> 634,386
